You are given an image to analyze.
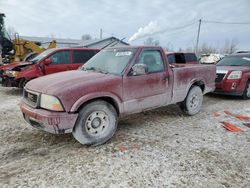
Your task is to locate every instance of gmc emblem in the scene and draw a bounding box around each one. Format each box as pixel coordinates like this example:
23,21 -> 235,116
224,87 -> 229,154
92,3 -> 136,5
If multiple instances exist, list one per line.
27,93 -> 34,101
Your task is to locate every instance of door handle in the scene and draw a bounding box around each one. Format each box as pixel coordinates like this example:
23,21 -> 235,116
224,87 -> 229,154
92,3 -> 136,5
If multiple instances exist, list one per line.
163,75 -> 169,81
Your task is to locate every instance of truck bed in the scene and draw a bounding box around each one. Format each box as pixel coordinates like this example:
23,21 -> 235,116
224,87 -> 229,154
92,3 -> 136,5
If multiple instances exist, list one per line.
171,64 -> 216,103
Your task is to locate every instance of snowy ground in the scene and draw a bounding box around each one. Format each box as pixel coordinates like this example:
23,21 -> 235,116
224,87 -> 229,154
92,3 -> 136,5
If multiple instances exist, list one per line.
0,86 -> 249,187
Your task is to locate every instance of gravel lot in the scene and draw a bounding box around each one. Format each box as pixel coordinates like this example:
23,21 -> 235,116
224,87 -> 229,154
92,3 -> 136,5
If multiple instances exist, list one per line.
0,85 -> 249,187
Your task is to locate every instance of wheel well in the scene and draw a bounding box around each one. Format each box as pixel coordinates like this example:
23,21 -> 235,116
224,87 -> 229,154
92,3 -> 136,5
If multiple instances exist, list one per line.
76,97 -> 120,116
192,81 -> 205,92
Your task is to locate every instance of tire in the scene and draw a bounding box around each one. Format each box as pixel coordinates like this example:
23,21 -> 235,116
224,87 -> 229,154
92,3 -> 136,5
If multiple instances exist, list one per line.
18,78 -> 28,88
180,86 -> 203,116
242,81 -> 250,100
72,100 -> 118,146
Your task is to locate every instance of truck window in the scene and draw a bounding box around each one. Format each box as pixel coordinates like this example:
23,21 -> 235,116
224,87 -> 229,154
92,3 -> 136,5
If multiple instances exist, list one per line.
167,54 -> 176,64
137,50 -> 164,73
72,50 -> 98,63
184,53 -> 197,62
49,50 -> 70,64
174,54 -> 186,64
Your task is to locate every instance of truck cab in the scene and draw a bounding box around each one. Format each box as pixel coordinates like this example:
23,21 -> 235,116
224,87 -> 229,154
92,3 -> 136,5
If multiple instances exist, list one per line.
1,48 -> 99,87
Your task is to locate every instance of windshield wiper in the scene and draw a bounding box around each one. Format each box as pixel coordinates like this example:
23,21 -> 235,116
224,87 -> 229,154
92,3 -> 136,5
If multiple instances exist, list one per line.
84,67 -> 108,74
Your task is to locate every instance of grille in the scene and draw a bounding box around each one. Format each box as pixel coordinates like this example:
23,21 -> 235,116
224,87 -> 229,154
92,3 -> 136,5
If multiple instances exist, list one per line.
215,73 -> 225,83
23,89 -> 39,107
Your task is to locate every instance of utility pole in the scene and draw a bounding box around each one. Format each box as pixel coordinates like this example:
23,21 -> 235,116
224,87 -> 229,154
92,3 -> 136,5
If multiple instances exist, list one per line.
195,19 -> 201,54
100,29 -> 103,39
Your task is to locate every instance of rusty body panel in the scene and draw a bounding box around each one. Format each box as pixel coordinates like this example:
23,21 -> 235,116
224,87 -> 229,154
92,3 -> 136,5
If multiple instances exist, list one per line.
20,46 -> 216,134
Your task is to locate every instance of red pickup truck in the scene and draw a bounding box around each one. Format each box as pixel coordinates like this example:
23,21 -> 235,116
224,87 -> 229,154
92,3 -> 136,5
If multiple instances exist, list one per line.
20,46 -> 216,145
0,48 -> 99,88
215,52 -> 250,99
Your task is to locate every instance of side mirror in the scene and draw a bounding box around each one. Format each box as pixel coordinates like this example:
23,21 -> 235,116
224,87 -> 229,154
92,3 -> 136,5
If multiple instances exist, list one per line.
44,58 -> 52,66
131,64 -> 147,76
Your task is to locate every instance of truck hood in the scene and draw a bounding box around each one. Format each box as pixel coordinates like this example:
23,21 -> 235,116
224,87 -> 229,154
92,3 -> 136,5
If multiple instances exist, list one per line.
25,70 -> 116,95
216,66 -> 250,72
0,61 -> 33,71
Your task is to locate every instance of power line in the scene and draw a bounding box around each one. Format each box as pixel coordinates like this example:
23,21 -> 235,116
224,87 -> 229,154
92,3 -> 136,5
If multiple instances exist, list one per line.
203,20 -> 250,25
162,23 -> 196,37
195,19 -> 250,54
166,21 -> 197,31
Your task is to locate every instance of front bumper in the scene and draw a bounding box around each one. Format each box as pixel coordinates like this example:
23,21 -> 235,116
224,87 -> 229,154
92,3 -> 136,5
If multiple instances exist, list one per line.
213,89 -> 244,96
214,79 -> 245,96
1,76 -> 18,87
20,101 -> 78,134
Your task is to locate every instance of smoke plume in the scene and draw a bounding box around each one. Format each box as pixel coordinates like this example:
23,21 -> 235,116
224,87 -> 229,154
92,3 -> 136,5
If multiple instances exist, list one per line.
128,21 -> 162,43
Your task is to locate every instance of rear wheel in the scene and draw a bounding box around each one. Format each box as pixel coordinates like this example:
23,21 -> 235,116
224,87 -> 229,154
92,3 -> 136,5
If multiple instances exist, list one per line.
242,81 -> 250,100
73,100 -> 118,146
180,86 -> 203,116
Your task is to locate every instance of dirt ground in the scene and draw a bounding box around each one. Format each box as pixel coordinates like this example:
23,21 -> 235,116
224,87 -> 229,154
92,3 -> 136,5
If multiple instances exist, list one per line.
0,85 -> 249,188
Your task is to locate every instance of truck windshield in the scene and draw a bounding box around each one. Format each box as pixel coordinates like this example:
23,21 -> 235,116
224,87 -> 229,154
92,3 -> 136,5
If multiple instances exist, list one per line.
217,55 -> 250,67
29,48 -> 57,63
81,48 -> 136,75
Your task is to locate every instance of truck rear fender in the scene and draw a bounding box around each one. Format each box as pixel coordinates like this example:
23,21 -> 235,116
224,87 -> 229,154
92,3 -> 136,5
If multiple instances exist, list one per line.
70,92 -> 122,116
189,80 -> 205,92
182,79 -> 205,100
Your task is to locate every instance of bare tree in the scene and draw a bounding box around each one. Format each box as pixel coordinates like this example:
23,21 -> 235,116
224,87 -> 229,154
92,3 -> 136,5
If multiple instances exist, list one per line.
185,46 -> 195,52
163,42 -> 174,51
81,34 -> 92,41
198,43 -> 218,54
144,37 -> 160,46
221,39 -> 238,54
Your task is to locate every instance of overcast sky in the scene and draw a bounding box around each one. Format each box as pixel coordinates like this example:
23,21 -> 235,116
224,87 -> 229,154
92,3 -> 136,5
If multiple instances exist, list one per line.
1,0 -> 250,50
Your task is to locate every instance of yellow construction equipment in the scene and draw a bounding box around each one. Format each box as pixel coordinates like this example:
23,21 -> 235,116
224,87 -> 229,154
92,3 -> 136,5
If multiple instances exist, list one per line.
0,13 -> 56,64
11,33 -> 57,63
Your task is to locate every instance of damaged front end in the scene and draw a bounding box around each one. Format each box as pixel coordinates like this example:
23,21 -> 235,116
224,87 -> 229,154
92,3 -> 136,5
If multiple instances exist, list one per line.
1,64 -> 32,87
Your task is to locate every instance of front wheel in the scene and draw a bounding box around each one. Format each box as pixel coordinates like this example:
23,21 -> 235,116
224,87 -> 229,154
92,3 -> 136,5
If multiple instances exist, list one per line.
73,100 -> 118,146
180,86 -> 203,116
18,78 -> 29,88
242,81 -> 250,100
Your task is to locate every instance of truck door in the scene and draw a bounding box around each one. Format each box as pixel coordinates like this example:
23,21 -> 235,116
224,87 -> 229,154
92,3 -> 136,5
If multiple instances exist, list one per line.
123,49 -> 172,113
44,50 -> 71,75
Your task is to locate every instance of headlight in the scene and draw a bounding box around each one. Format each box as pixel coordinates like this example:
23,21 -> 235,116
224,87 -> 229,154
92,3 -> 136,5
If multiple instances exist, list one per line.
5,70 -> 19,77
40,94 -> 64,112
227,71 -> 242,80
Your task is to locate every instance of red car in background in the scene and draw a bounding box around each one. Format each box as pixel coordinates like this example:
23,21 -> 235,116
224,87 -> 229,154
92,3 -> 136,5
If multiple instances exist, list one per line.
214,52 -> 250,99
0,48 -> 99,88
